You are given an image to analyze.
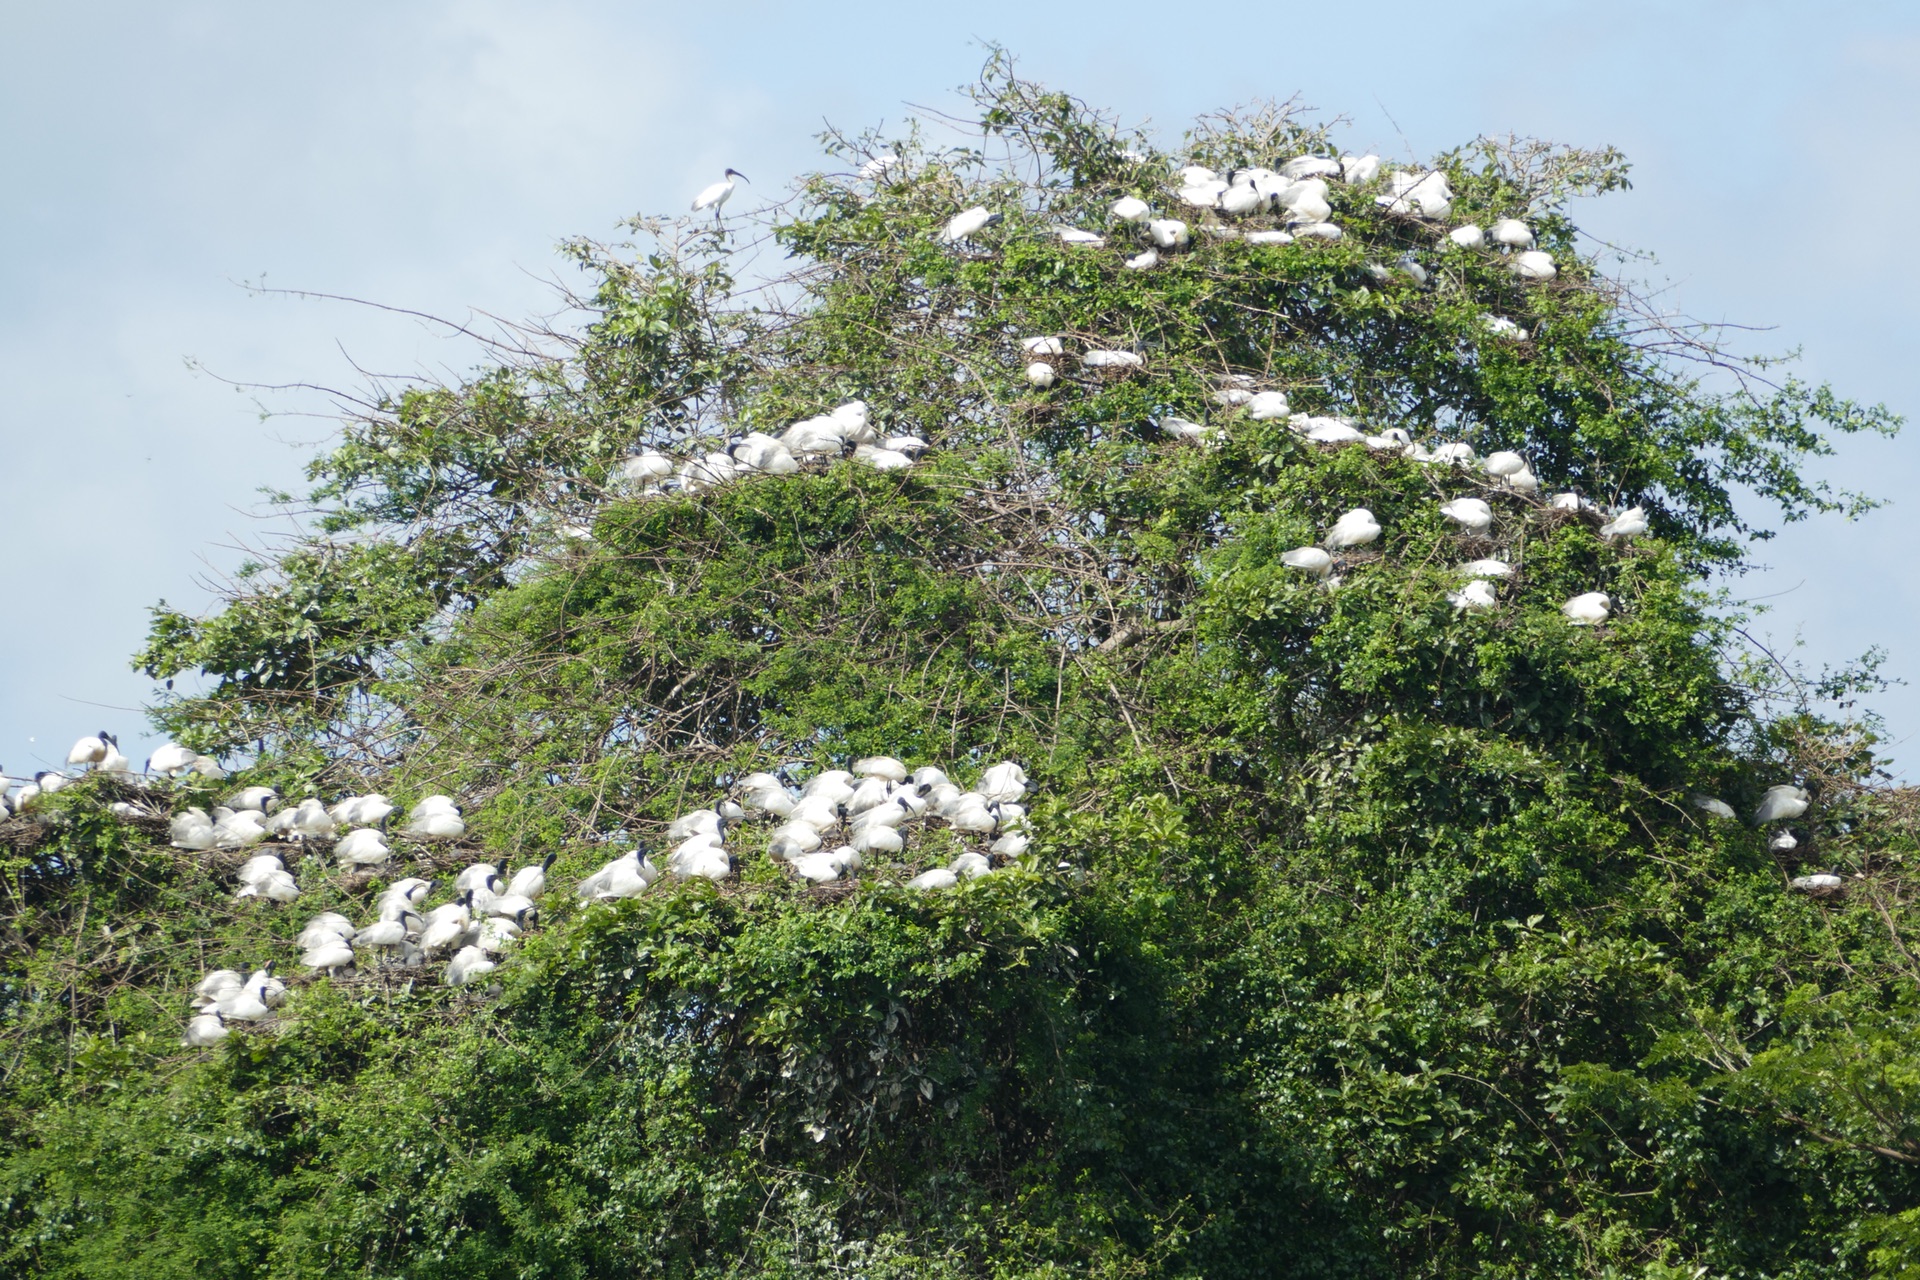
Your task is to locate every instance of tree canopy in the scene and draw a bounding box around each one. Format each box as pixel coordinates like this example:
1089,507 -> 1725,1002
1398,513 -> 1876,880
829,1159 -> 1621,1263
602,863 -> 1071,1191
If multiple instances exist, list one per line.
4,53 -> 1918,1279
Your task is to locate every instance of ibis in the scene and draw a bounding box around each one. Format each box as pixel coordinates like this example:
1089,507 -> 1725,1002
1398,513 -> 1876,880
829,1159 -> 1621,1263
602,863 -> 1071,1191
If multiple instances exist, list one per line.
691,169 -> 747,216
1439,498 -> 1494,533
1325,508 -> 1381,549
1562,592 -> 1612,625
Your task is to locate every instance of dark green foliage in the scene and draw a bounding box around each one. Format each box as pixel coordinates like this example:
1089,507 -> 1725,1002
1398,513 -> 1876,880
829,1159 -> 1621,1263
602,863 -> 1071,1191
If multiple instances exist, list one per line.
4,52 -> 1917,1278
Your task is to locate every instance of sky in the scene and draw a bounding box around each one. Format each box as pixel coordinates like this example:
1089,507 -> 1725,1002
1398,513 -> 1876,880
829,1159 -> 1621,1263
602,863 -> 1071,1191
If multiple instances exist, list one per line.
2,0 -> 1916,777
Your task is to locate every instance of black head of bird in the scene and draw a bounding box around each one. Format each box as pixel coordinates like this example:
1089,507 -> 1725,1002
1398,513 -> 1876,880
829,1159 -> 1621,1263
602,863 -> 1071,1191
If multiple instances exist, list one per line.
539,853 -> 556,872
725,168 -> 749,184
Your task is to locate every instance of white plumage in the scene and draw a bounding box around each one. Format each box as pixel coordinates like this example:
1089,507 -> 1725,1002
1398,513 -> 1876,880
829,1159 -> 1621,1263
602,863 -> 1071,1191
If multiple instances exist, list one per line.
1754,785 -> 1810,824
1438,498 -> 1494,533
1562,592 -> 1612,626
1325,509 -> 1381,549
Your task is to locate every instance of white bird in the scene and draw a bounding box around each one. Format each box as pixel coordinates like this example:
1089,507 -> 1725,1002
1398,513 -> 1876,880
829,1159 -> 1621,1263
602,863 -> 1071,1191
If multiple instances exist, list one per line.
212,810 -> 268,850
769,822 -> 825,860
446,945 -> 497,988
1282,547 -> 1334,577
1484,451 -> 1527,478
1600,506 -> 1649,541
1769,830 -> 1799,851
1426,443 -> 1477,467
907,867 -> 959,891
1158,417 -> 1213,444
234,853 -> 285,887
1123,248 -> 1160,270
226,786 -> 277,813
1110,195 -> 1152,222
405,805 -> 466,840
851,824 -> 905,855
845,776 -> 894,814
667,843 -> 732,880
474,916 -> 523,954
1020,336 -> 1064,357
183,1011 -> 229,1047
1790,873 -> 1845,895
1340,154 -> 1382,184
67,732 -> 113,767
192,969 -> 244,1010
1291,222 -> 1343,241
1277,178 -> 1331,225
1365,427 -> 1412,452
1219,181 -> 1265,216
577,849 -> 658,899
1282,155 -> 1342,180
171,808 -> 215,850
1692,795 -> 1737,821
1461,558 -> 1514,580
691,169 -> 748,215
188,754 -> 225,779
977,762 -> 1028,803
1489,218 -> 1535,249
668,809 -> 724,841
1175,180 -> 1226,209
1213,387 -> 1253,407
1438,498 -> 1494,533
1325,509 -> 1381,550
1754,785 -> 1811,824
302,937 -> 355,975
1246,391 -> 1291,420
337,793 -> 397,827
990,832 -> 1030,858
1448,224 -> 1486,249
950,851 -> 993,879
1562,592 -> 1612,626
622,451 -> 675,484
1507,467 -> 1540,494
791,847 -> 860,883
1305,421 -> 1366,445
234,869 -> 299,902
1026,361 -> 1058,387
730,433 -> 801,475
941,206 -> 997,243
419,910 -> 475,956
1512,251 -> 1557,281
1482,316 -> 1528,341
1448,580 -> 1499,611
1243,230 -> 1293,246
801,770 -> 856,802
334,828 -> 391,866
1147,219 -> 1190,249
854,444 -> 915,472
507,854 -> 555,899
214,975 -> 275,1022
297,912 -> 355,951
1082,351 -> 1143,369
858,154 -> 899,181
290,798 -> 336,839
354,917 -> 412,958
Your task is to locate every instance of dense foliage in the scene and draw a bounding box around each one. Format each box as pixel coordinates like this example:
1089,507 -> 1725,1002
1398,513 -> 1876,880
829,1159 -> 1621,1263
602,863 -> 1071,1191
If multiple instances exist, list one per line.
5,55 -> 1917,1278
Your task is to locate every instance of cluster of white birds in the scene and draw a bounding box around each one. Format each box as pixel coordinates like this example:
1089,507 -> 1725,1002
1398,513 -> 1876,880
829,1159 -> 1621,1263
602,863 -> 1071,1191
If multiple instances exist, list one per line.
1688,784 -> 1849,895
183,853 -> 555,1045
611,400 -> 932,507
1271,486 -> 1636,625
0,732 -> 231,818
165,787 -> 470,905
935,151 -> 1558,310
573,756 -> 1034,900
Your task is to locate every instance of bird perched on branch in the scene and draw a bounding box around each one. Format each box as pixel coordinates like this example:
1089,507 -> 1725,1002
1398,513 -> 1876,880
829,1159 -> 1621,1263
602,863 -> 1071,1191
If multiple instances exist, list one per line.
691,169 -> 747,216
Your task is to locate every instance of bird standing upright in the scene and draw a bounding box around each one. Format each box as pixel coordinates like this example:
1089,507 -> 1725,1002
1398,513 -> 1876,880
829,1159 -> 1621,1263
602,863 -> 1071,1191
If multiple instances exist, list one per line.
691,169 -> 748,217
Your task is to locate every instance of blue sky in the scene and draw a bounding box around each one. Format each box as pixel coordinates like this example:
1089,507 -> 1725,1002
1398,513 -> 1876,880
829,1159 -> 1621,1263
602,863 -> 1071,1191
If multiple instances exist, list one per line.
2,1 -> 1916,774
